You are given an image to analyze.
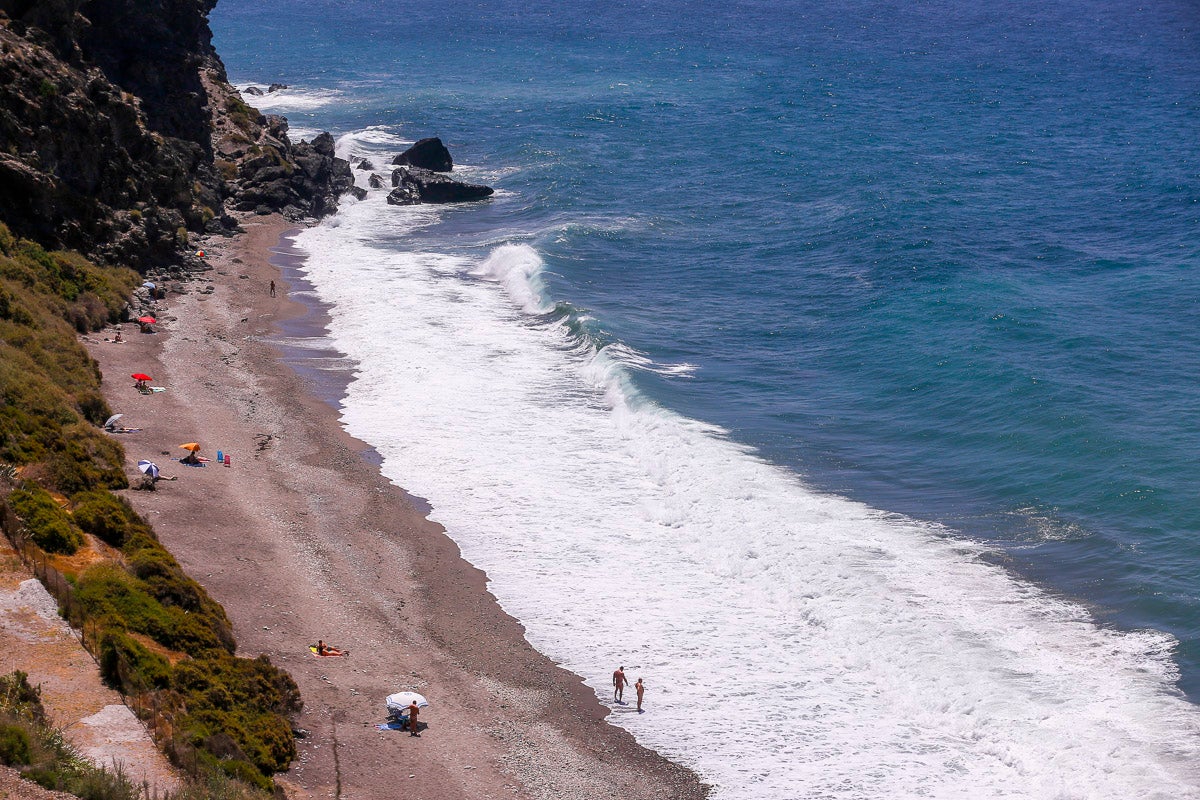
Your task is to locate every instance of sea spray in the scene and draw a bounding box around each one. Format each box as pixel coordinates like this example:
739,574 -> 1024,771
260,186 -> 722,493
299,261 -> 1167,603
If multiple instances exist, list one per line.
285,188 -> 1200,798
473,244 -> 553,314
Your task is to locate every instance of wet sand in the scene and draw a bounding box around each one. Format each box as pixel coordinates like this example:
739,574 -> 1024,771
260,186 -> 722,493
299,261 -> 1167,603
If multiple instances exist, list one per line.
85,214 -> 708,800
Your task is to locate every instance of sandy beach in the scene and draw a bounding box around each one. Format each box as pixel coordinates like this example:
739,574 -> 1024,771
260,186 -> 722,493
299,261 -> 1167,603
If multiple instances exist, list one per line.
84,215 -> 708,800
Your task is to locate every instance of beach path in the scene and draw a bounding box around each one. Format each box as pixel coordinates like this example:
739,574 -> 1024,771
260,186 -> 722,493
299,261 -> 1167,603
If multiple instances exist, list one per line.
0,542 -> 180,794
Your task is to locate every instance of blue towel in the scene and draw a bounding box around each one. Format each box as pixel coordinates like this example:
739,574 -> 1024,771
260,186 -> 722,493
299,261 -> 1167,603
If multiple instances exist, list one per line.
375,721 -> 406,731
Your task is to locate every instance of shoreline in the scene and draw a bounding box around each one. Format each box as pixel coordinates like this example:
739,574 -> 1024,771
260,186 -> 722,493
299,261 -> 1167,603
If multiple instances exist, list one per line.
85,214 -> 709,800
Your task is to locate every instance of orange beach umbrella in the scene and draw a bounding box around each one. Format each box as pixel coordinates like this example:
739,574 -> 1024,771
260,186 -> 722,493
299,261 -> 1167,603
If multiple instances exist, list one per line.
178,443 -> 201,452
137,316 -> 157,324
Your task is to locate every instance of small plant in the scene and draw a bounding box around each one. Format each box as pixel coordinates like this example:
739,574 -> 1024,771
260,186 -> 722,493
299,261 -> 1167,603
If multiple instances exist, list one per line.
9,486 -> 82,554
0,723 -> 32,765
71,490 -> 140,547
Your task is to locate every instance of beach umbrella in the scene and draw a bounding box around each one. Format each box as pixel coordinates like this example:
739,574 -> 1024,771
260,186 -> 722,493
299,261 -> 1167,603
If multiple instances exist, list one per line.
136,460 -> 159,479
103,413 -> 123,429
385,691 -> 429,712
131,373 -> 152,382
178,443 -> 201,452
137,316 -> 156,324
142,282 -> 156,290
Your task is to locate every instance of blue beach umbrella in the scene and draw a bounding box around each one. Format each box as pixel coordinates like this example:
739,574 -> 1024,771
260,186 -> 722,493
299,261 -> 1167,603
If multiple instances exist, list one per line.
136,460 -> 159,480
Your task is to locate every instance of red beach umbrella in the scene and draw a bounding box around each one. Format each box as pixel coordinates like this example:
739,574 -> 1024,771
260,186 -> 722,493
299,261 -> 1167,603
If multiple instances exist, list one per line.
137,316 -> 157,324
131,373 -> 152,382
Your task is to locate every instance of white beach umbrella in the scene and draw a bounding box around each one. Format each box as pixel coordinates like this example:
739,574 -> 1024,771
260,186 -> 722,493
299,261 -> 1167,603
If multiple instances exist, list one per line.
104,413 -> 123,429
385,691 -> 429,712
136,460 -> 159,479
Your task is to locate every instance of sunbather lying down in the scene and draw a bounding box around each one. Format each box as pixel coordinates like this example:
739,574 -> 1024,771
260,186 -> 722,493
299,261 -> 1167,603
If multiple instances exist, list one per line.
310,640 -> 349,657
105,426 -> 143,434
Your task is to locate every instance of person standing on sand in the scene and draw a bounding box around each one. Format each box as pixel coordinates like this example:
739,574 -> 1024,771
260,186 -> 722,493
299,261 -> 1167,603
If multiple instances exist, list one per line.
613,666 -> 629,703
406,701 -> 421,736
635,678 -> 645,712
269,279 -> 276,297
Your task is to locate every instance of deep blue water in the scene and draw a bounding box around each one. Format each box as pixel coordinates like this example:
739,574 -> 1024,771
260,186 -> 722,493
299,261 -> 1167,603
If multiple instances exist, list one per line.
212,0 -> 1200,695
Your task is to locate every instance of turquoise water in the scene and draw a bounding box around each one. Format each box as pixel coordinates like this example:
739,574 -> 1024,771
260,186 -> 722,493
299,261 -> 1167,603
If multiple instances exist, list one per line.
211,2 -> 1200,794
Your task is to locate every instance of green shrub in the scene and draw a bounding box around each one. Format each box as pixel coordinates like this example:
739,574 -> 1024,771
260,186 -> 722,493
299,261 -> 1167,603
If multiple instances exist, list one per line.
173,655 -> 300,777
26,765 -> 64,790
0,723 -> 31,765
47,423 -> 127,494
98,630 -> 171,692
76,564 -> 228,654
0,671 -> 46,724
71,490 -> 138,547
120,531 -> 235,650
9,486 -> 82,554
0,224 -> 137,495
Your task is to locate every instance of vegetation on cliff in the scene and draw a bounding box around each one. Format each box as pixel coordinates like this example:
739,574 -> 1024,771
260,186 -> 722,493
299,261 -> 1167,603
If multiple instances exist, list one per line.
0,224 -> 131,493
0,219 -> 299,792
0,2 -> 356,795
0,669 -> 157,799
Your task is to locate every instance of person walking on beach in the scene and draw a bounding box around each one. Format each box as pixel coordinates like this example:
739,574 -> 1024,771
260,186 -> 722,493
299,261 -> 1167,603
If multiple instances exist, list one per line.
406,701 -> 421,736
269,280 -> 276,297
613,666 -> 629,703
635,678 -> 645,712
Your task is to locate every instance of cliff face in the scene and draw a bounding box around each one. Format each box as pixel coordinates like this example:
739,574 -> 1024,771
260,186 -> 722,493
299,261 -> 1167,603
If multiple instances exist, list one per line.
0,0 -> 351,270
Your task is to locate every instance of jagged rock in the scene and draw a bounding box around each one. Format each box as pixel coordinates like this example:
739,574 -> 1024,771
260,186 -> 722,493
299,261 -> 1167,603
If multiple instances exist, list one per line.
0,0 -> 360,269
391,137 -> 453,172
350,186 -> 367,201
386,167 -> 494,205
357,159 -> 375,171
0,2 -> 225,268
267,83 -> 289,93
368,173 -> 385,189
243,86 -> 264,96
214,88 -> 355,220
265,115 -> 289,138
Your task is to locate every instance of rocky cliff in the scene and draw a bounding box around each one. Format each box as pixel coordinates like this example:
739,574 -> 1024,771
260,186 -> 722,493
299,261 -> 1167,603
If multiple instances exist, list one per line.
0,0 -> 352,270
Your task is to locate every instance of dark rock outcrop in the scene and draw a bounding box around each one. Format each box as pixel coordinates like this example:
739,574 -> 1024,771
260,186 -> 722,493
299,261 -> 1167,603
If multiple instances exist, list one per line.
0,0 -> 357,268
387,167 -> 494,205
367,173 -> 385,189
0,4 -> 222,267
243,85 -> 264,96
218,118 -> 354,218
356,159 -> 375,171
391,137 -> 453,172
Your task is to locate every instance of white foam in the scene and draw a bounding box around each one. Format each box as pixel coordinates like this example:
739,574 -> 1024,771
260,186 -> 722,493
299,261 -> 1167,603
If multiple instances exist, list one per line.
292,197 -> 1200,799
238,85 -> 341,111
288,128 -> 325,145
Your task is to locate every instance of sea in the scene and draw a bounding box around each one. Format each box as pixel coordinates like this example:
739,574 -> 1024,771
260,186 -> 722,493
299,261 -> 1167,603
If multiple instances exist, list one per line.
210,1 -> 1200,797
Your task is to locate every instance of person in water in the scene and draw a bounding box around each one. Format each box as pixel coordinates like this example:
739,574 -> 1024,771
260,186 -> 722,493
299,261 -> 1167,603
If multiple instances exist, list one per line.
635,678 -> 645,712
613,666 -> 629,703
